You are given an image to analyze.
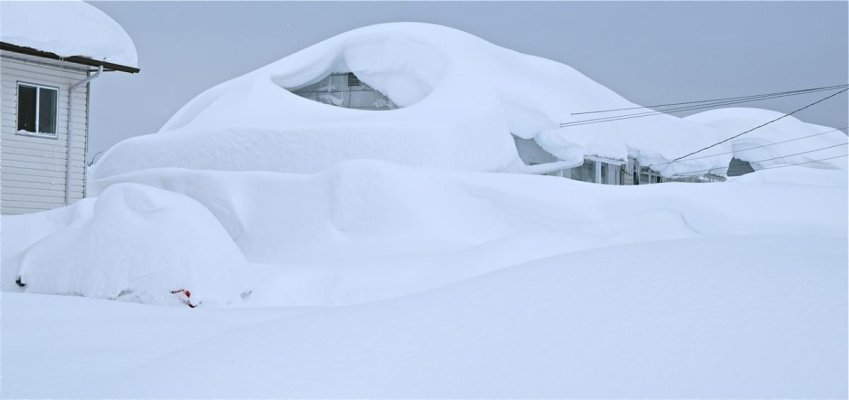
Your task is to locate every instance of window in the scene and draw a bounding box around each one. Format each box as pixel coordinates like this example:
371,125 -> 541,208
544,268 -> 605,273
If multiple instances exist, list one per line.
347,72 -> 361,87
17,83 -> 58,136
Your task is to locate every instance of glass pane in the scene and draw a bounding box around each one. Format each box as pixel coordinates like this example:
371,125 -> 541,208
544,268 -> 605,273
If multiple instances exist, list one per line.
38,88 -> 57,134
17,85 -> 36,132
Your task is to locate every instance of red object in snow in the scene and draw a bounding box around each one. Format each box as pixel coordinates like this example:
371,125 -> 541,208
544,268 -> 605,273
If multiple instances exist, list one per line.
170,289 -> 199,308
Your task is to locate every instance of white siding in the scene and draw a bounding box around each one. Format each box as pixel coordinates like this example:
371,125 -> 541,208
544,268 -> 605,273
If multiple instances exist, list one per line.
1,53 -> 90,215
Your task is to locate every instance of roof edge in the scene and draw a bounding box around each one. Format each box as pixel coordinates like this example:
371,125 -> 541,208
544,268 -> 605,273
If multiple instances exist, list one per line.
0,42 -> 139,73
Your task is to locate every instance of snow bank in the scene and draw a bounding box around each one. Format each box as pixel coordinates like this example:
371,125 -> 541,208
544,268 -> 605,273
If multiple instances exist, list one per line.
4,184 -> 248,307
686,107 -> 848,170
3,235 -> 846,398
0,1 -> 138,68
91,23 -> 729,180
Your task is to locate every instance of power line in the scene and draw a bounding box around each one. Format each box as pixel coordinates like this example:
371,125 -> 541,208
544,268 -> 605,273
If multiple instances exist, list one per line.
559,85 -> 848,128
671,153 -> 848,177
667,143 -> 848,176
669,87 -> 849,163
570,83 -> 848,115
649,126 -> 849,167
743,154 -> 848,172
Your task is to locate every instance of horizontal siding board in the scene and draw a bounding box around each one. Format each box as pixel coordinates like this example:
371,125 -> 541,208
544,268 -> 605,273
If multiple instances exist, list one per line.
2,166 -> 84,179
1,185 -> 67,198
1,159 -> 85,175
0,206 -> 50,215
2,152 -> 68,166
2,181 -> 83,194
2,193 -> 66,205
1,174 -> 66,185
1,147 -> 81,158
1,146 -> 85,158
1,200 -> 58,212
0,178 -> 82,191
1,141 -> 86,154
1,175 -> 84,187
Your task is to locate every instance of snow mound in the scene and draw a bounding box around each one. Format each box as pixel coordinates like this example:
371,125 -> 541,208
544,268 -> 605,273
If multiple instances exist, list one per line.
9,160 -> 847,307
0,1 -> 138,68
6,184 -> 248,307
83,160 -> 846,306
91,23 -> 729,180
686,107 -> 848,170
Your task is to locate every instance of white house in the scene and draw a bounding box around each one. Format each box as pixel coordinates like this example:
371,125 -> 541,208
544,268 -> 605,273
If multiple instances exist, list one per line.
1,1 -> 138,215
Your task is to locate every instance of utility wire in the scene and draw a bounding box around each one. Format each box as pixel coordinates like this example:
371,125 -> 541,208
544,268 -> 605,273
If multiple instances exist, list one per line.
671,153 -> 848,177
669,87 -> 849,163
667,143 -> 848,176
559,85 -> 847,128
649,126 -> 849,167
571,83 -> 848,115
742,154 -> 848,172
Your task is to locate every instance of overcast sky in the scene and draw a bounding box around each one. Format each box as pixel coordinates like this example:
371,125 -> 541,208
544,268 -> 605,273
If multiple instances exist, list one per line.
87,1 -> 848,159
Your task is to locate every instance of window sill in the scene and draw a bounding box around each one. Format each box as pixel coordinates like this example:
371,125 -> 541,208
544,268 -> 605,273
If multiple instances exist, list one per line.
16,130 -> 58,140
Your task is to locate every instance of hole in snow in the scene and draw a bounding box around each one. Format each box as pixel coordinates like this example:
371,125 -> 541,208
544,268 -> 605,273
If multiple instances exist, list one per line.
288,72 -> 398,111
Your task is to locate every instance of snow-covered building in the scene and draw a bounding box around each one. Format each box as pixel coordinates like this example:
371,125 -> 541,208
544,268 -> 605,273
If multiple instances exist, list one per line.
288,71 -> 716,185
0,1 -> 139,215
686,108 -> 848,175
89,23 -> 844,188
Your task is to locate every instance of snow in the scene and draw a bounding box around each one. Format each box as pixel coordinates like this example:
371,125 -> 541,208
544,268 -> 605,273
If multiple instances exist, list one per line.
2,234 -> 846,398
686,107 -> 848,171
91,23 -> 731,180
7,160 -> 847,308
1,21 -> 847,398
4,184 -> 249,307
0,0 -> 137,68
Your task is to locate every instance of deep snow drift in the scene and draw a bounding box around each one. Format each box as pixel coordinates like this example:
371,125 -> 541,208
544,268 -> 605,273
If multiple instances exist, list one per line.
0,0 -> 138,68
90,23 -> 732,180
5,161 -> 847,307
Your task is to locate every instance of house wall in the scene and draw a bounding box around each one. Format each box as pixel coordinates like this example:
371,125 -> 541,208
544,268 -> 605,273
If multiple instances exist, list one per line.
1,52 -> 89,214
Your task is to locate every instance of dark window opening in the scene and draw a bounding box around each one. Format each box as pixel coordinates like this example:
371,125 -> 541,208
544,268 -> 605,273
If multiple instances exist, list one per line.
17,85 -> 36,132
17,83 -> 58,135
347,72 -> 361,87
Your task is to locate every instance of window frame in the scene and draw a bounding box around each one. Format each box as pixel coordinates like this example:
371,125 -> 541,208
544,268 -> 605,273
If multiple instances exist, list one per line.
16,81 -> 59,139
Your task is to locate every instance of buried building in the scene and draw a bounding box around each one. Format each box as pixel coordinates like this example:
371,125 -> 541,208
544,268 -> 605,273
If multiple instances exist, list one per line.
288,70 -> 724,185
91,23 -> 844,186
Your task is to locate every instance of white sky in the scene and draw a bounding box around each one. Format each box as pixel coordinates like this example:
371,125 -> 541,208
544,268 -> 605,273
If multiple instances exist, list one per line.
87,1 -> 848,159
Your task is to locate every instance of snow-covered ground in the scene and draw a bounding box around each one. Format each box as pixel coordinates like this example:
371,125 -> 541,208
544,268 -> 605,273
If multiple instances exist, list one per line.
2,233 -> 846,398
2,164 -> 847,397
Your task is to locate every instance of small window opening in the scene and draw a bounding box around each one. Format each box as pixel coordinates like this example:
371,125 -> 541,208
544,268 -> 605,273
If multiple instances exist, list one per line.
347,72 -> 361,87
17,83 -> 58,135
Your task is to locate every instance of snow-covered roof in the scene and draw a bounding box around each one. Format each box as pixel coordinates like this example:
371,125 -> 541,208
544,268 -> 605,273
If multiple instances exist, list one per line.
92,23 -> 778,180
0,1 -> 138,70
686,108 -> 847,171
